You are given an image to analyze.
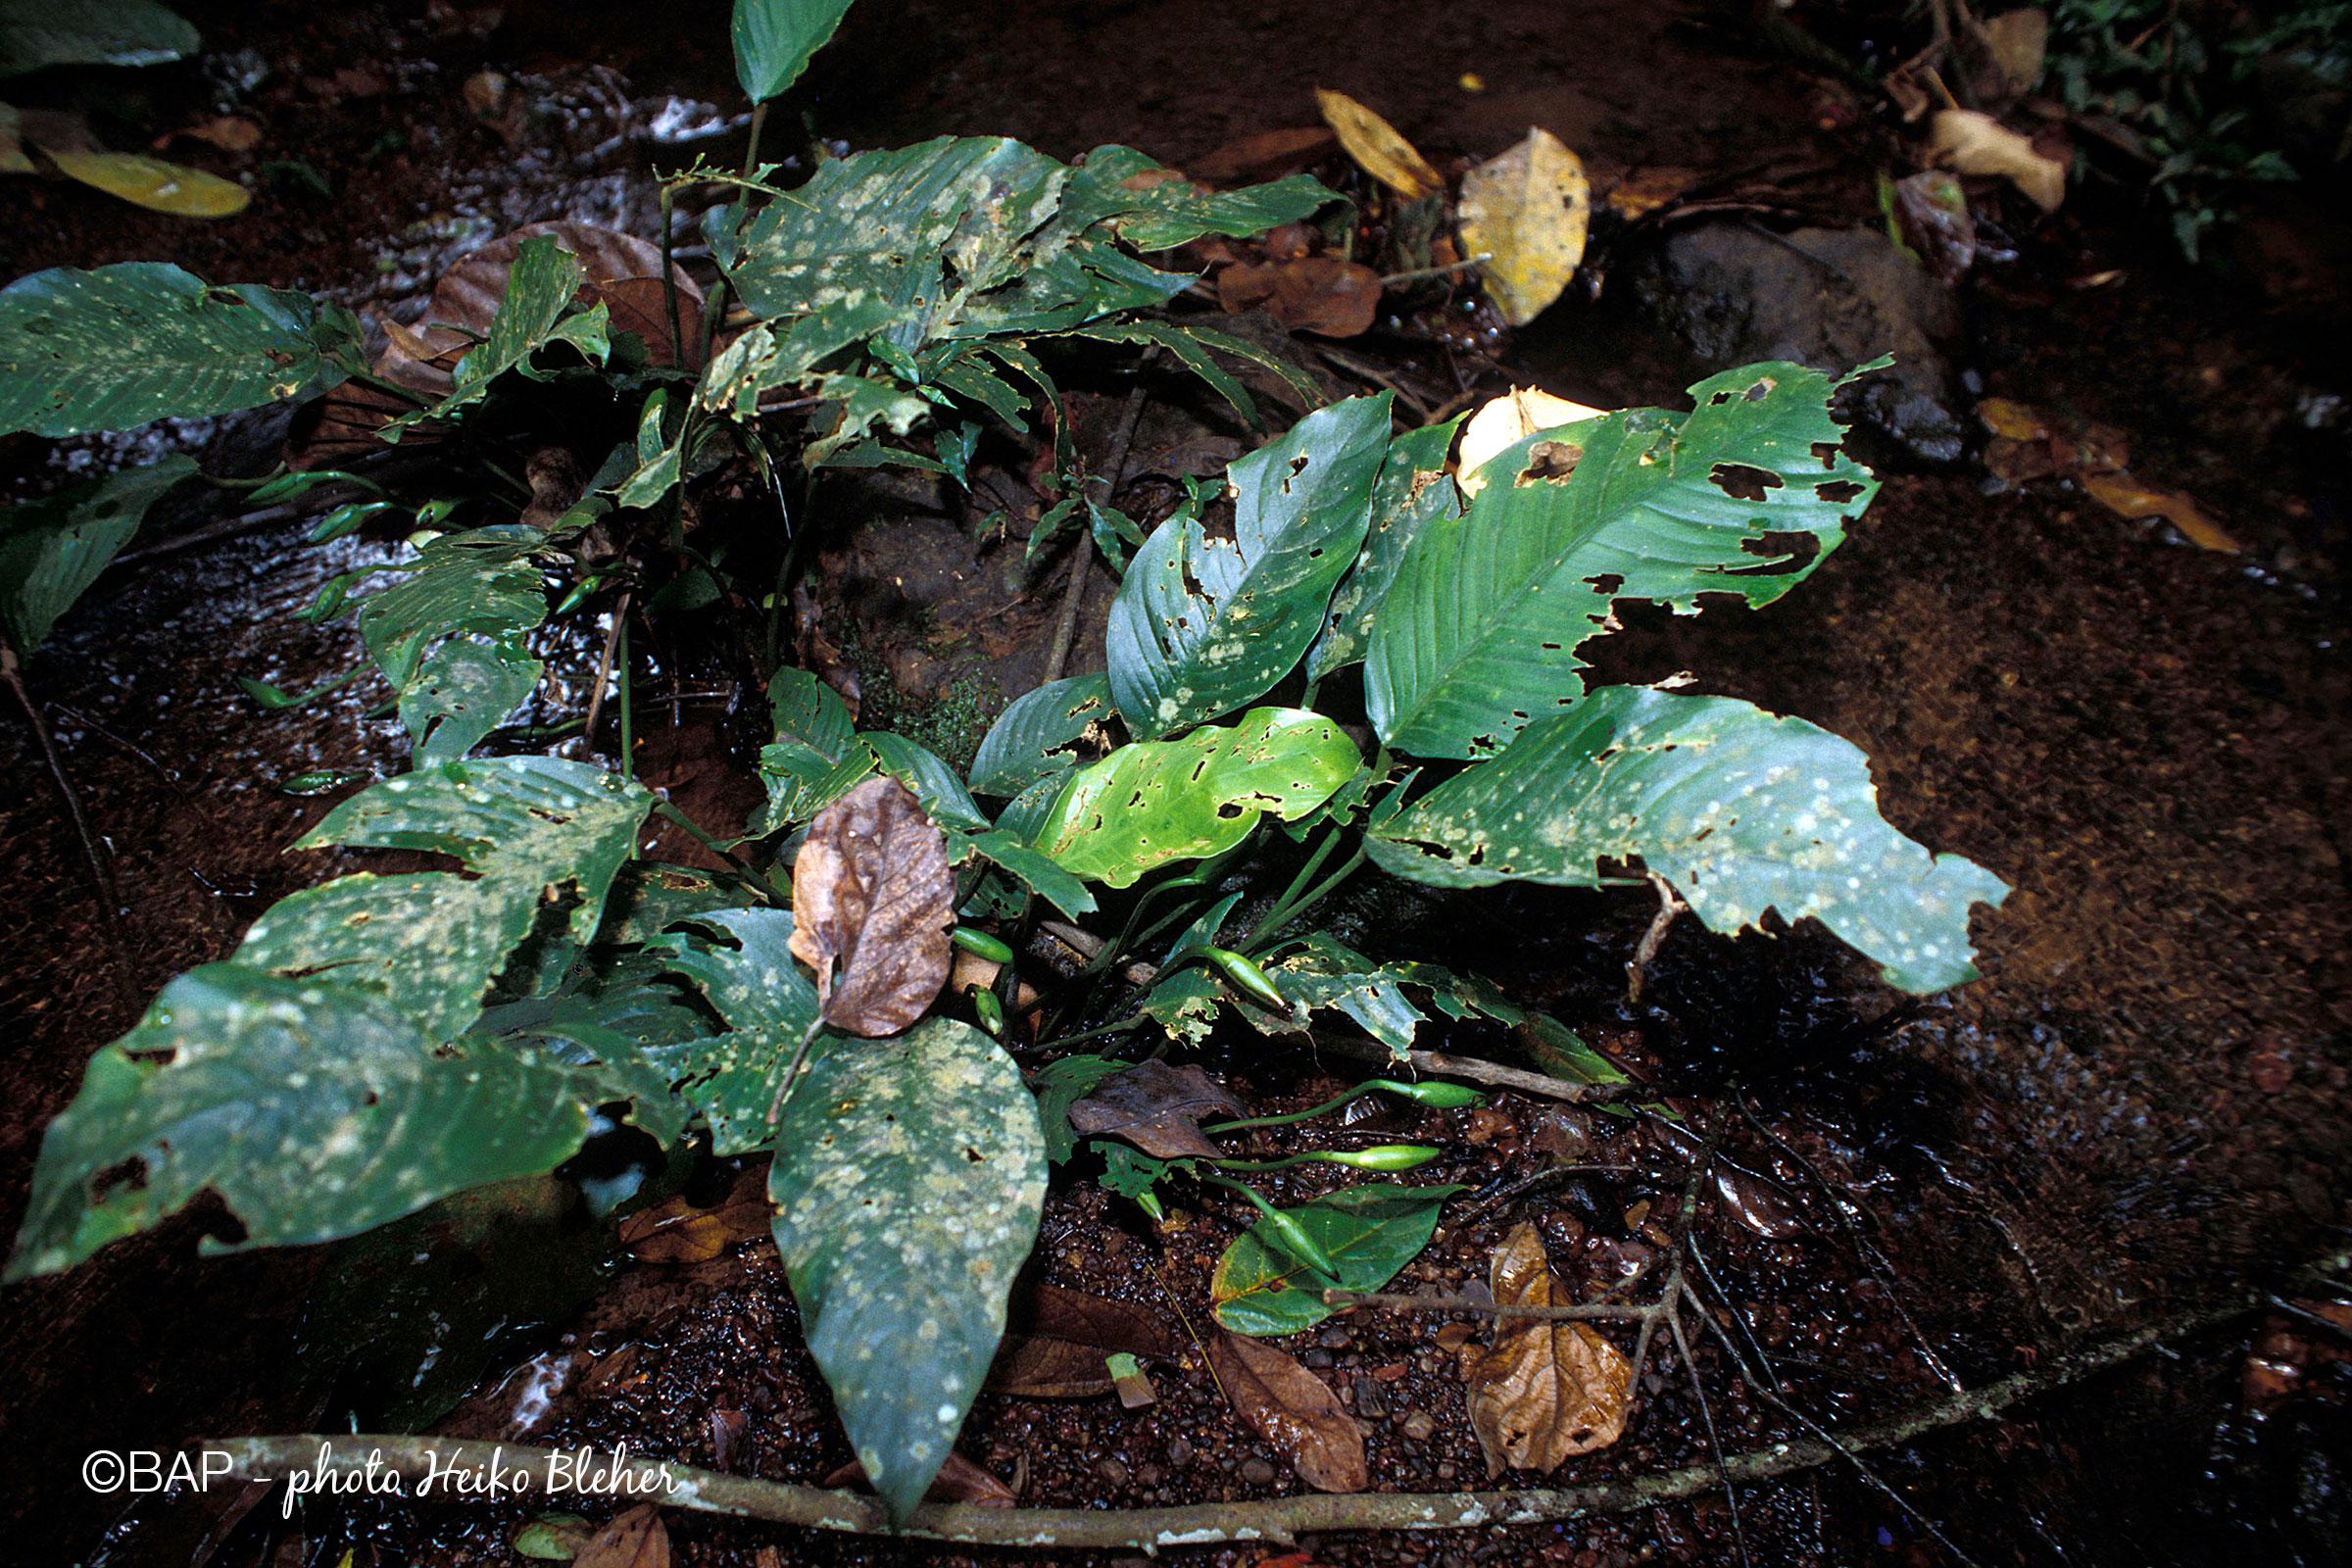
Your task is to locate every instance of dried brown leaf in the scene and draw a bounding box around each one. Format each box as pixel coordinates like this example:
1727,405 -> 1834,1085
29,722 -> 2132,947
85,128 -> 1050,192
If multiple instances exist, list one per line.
617,1168 -> 770,1263
1017,1283 -> 1185,1356
1188,126 -> 1340,185
989,1334 -> 1120,1397
788,777 -> 955,1036
1458,1222 -> 1632,1475
1207,1330 -> 1368,1494
1216,256 -> 1384,337
1066,1059 -> 1244,1159
575,1503 -> 669,1568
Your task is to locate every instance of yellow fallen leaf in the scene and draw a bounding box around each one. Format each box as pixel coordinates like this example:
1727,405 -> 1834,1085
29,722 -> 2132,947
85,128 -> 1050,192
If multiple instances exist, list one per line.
1976,397 -> 2049,441
48,151 -> 249,217
1314,87 -> 1441,200
1928,109 -> 2065,212
1457,127 -> 1590,327
2081,470 -> 2241,554
1606,165 -> 1701,220
1457,387 -> 1611,496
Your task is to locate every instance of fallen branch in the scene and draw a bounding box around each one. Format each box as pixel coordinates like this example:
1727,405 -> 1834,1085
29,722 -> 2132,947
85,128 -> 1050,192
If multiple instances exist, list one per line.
207,1300 -> 2247,1550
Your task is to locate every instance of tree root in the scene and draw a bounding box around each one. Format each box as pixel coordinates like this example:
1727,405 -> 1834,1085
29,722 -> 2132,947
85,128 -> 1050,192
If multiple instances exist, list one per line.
205,1298 -> 2245,1552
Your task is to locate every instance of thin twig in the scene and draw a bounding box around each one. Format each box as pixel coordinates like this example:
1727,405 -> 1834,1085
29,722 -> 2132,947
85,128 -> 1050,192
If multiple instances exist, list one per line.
203,1300 -> 2253,1549
1043,356 -> 1155,683
1322,1289 -> 1654,1320
3,634 -> 125,961
1626,870 -> 1683,1004
580,590 -> 633,758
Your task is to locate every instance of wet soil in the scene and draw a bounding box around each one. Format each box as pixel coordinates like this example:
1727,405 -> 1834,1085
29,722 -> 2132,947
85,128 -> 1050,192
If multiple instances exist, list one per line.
2,2 -> 2348,1565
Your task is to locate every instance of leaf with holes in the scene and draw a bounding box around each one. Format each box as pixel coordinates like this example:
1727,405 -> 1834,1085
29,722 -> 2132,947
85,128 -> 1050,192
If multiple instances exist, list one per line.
4,965 -> 600,1282
1033,707 -> 1360,889
233,759 -> 653,1042
766,1016 -> 1045,1522
0,456 -> 195,652
1108,393 -> 1391,737
1305,417 -> 1460,679
1056,144 -> 1335,252
1211,1183 -> 1459,1337
647,908 -> 824,1154
1459,1221 -> 1631,1474
399,636 -> 541,766
789,777 -> 956,1036
356,525 -> 548,692
1365,362 -> 1879,760
391,236 -> 611,434
969,673 -> 1113,798
1366,685 -> 2008,993
0,264 -> 359,438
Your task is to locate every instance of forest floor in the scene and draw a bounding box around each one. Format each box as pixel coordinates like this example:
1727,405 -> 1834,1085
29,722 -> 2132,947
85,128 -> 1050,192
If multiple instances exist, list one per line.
1,3 -> 2347,1566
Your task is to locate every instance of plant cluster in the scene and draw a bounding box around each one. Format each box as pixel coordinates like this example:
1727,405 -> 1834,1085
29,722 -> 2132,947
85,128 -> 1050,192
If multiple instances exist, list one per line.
0,0 -> 2006,1524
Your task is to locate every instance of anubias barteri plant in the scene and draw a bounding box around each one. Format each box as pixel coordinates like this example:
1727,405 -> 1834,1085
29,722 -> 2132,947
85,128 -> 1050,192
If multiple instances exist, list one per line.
0,0 -> 2005,1523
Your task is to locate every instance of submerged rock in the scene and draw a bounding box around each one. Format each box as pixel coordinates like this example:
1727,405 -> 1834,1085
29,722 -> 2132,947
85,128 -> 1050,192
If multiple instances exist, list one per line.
1633,222 -> 1967,464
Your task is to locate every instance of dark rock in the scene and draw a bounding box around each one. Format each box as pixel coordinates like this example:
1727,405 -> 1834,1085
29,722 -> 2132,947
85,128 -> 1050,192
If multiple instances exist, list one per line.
1633,222 -> 1967,464
1240,1456 -> 1278,1487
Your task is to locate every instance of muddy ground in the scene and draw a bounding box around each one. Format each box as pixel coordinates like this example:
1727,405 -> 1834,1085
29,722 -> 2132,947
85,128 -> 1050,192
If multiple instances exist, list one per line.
2,2 -> 2347,1565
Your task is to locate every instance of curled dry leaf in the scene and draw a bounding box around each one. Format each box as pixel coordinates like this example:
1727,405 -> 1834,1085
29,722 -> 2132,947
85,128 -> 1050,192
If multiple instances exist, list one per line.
1458,1222 -> 1632,1476
1217,255 -> 1384,337
1457,127 -> 1590,326
1456,387 -> 1610,497
574,1503 -> 669,1568
789,776 -> 956,1036
1207,1330 -> 1369,1494
1066,1058 -> 1244,1159
1927,109 -> 2065,213
1314,88 -> 1442,200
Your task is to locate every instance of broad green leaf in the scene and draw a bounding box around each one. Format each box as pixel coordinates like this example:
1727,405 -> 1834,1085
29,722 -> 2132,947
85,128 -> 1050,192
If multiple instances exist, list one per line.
613,390 -> 684,510
1034,707 -> 1360,888
1306,418 -> 1460,679
1058,145 -> 1336,251
966,830 -> 1097,919
0,264 -> 357,437
1366,685 -> 2009,993
356,525 -> 547,689
471,952 -> 708,1145
968,673 -> 1112,798
1107,394 -> 1391,737
394,237 -> 610,433
596,861 -> 750,947
648,907 -> 823,1154
766,1016 -> 1045,1521
1365,362 -> 1879,759
0,455 -> 194,651
863,732 -> 989,830
1211,1184 -> 1459,1336
399,635 -> 541,765
0,0 -> 197,75
4,965 -> 597,1282
235,759 -> 653,1041
731,0 -> 856,102
767,665 -> 858,762
47,150 -> 248,217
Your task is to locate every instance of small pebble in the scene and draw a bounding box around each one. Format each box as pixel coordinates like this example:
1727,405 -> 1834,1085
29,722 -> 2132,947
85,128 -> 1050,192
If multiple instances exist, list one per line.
1301,1348 -> 1334,1368
1240,1457 -> 1277,1487
1167,1438 -> 1193,1468
1398,1410 -> 1437,1442
1098,1458 -> 1129,1487
1352,1373 -> 1386,1419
